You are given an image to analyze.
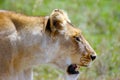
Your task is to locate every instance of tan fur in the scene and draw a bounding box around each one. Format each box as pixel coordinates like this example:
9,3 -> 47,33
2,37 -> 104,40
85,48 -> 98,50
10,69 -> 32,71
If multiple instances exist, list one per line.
0,9 -> 96,80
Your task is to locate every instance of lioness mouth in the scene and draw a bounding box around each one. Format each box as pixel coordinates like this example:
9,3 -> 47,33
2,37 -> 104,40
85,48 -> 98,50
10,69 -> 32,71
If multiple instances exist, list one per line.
67,64 -> 80,74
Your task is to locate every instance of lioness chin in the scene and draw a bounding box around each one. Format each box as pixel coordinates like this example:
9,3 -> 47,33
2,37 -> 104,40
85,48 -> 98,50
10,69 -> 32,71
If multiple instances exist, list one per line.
0,9 -> 96,80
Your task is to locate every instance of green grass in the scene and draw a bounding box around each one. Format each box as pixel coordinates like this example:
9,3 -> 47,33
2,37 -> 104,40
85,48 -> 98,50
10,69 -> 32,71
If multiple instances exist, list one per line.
0,0 -> 120,80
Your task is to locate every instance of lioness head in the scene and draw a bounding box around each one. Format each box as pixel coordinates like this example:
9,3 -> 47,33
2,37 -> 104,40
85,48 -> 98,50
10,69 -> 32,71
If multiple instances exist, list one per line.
45,9 -> 96,75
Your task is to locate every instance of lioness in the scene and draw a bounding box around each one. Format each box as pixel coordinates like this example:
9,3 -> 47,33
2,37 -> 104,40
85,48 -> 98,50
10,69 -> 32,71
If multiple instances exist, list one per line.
0,9 -> 96,80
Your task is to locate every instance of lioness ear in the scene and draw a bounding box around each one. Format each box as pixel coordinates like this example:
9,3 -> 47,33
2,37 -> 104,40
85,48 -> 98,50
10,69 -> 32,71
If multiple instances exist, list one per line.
49,9 -> 70,34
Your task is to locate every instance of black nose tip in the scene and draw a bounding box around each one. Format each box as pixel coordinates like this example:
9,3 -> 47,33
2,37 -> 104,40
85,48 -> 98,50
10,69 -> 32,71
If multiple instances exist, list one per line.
90,55 -> 96,61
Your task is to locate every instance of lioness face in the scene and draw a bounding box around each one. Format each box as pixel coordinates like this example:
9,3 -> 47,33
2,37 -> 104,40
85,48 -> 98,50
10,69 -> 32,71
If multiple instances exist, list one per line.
48,9 -> 96,75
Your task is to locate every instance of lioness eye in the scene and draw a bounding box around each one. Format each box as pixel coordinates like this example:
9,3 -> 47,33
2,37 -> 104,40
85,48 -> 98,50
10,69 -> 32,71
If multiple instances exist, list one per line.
75,37 -> 81,42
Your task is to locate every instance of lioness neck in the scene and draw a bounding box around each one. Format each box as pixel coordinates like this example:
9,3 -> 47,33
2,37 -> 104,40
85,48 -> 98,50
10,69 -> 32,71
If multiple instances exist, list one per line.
1,11 -> 61,70
0,11 -> 66,73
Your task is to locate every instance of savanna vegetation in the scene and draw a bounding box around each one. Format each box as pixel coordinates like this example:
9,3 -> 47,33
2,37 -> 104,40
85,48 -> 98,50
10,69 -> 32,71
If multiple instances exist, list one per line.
0,0 -> 120,80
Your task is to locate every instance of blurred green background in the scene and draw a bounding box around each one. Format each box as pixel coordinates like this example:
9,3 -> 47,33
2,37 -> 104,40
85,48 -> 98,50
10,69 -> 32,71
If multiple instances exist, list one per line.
0,0 -> 120,80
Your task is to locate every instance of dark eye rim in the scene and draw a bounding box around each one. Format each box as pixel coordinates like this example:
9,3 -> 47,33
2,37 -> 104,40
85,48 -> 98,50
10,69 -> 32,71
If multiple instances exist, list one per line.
76,37 -> 80,41
74,36 -> 81,42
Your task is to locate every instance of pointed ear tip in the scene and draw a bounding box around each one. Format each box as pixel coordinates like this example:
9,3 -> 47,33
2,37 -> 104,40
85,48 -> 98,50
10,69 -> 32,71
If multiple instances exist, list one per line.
54,9 -> 60,12
51,9 -> 65,17
52,9 -> 64,14
52,9 -> 68,17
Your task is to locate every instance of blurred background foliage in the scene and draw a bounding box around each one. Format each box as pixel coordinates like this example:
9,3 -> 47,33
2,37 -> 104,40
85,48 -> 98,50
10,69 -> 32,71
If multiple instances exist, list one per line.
0,0 -> 120,80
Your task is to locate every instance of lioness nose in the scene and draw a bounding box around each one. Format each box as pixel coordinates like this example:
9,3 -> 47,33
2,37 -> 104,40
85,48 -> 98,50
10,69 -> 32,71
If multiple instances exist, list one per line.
90,54 -> 96,61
